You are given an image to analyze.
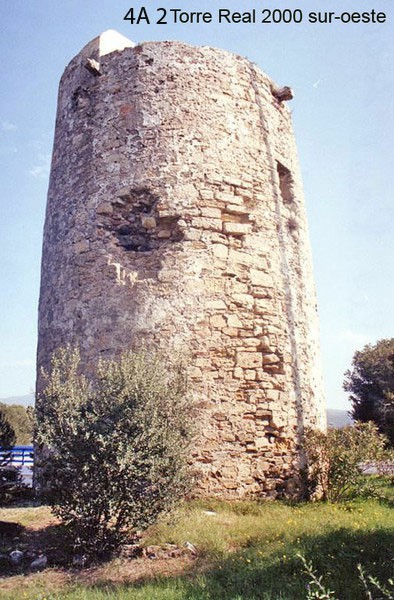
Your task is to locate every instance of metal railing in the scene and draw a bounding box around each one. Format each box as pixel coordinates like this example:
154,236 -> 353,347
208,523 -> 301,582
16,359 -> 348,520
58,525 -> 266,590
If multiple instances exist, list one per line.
0,445 -> 34,466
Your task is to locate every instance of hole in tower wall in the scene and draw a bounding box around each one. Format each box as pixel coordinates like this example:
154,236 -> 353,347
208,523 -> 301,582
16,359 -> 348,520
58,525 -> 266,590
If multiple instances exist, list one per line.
98,187 -> 184,253
277,162 -> 299,234
277,162 -> 294,204
71,86 -> 92,111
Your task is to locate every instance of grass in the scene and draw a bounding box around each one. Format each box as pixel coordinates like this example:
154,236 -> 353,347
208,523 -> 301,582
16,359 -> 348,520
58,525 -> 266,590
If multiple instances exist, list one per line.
0,484 -> 393,599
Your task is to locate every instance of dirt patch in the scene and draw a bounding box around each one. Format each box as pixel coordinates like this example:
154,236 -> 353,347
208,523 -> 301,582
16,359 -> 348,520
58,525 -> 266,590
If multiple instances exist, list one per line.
78,554 -> 194,586
0,552 -> 196,596
0,505 -> 198,595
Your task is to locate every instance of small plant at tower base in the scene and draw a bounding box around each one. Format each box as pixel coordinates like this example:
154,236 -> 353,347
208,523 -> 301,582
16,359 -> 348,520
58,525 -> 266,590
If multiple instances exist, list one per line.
35,347 -> 193,560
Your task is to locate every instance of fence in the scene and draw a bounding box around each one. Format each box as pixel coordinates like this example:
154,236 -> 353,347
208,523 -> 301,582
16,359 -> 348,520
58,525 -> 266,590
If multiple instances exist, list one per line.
0,445 -> 34,486
1,445 -> 34,466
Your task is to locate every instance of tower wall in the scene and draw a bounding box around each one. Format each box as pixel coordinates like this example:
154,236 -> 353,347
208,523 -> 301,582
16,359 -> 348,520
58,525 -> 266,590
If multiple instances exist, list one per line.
37,34 -> 326,498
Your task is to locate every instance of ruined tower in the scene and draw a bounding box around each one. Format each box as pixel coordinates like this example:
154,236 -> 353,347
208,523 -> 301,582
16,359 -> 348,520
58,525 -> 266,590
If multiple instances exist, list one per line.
37,30 -> 326,498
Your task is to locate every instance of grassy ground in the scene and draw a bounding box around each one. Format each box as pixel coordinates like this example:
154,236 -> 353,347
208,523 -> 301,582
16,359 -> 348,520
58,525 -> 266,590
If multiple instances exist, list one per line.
0,484 -> 393,599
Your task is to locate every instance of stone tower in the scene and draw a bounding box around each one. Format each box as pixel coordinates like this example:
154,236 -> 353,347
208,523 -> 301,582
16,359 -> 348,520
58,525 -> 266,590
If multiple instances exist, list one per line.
37,30 -> 326,498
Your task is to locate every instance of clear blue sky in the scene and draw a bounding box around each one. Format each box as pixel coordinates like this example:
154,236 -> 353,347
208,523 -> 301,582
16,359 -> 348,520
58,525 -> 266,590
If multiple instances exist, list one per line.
0,0 -> 393,409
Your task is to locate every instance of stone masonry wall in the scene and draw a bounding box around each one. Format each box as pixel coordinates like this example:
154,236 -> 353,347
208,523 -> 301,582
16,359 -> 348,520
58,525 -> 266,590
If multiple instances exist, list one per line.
37,33 -> 326,498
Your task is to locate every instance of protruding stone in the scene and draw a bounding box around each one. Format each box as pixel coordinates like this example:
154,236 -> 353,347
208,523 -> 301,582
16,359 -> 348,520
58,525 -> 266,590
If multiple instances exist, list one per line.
141,216 -> 156,229
30,554 -> 47,571
183,541 -> 197,556
85,58 -> 100,76
223,222 -> 251,236
157,229 -> 172,238
201,207 -> 222,219
263,353 -> 280,364
272,85 -> 294,102
9,550 -> 23,566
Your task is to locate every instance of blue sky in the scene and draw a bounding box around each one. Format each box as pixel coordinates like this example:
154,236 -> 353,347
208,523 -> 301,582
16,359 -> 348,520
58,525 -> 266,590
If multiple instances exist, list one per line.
0,0 -> 393,409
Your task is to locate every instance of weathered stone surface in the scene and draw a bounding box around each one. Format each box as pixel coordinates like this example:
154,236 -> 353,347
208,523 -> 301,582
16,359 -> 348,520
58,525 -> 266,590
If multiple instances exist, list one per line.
96,202 -> 113,215
250,270 -> 274,287
227,314 -> 242,328
141,216 -> 156,229
37,32 -> 326,500
212,244 -> 228,259
207,299 -> 227,310
237,352 -> 263,369
201,207 -> 222,219
74,240 -> 89,254
222,222 -> 251,236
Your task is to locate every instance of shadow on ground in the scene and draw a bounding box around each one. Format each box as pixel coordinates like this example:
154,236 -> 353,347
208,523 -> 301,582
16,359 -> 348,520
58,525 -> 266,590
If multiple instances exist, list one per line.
0,521 -> 71,575
74,528 -> 394,600
0,503 -> 393,600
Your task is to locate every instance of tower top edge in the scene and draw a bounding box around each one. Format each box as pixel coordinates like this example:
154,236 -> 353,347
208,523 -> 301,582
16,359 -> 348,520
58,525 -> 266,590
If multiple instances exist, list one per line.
63,33 -> 288,95
75,31 -> 250,63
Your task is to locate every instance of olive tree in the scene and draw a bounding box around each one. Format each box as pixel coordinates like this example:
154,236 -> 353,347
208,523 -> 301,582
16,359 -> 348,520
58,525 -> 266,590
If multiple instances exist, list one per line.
35,347 -> 194,558
303,422 -> 391,501
344,338 -> 394,445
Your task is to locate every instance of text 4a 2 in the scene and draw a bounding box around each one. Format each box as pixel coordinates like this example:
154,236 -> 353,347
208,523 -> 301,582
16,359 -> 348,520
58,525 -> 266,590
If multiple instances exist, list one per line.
123,8 -> 260,25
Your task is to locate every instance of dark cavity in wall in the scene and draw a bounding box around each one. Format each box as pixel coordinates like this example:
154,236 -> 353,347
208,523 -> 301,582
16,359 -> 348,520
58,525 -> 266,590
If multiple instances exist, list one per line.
97,187 -> 183,253
277,162 -> 294,204
277,162 -> 299,235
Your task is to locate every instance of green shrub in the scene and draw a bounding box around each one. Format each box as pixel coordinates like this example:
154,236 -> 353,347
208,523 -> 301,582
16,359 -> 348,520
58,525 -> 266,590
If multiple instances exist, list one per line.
0,410 -> 25,505
299,554 -> 394,599
303,422 -> 391,501
0,402 -> 33,444
35,347 -> 194,558
344,338 -> 394,445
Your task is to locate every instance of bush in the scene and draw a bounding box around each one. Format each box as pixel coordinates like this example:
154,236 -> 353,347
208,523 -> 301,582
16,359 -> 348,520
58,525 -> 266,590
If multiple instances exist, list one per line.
0,410 -> 24,505
302,422 -> 391,501
299,555 -> 394,599
344,338 -> 394,445
0,402 -> 33,444
35,347 -> 194,558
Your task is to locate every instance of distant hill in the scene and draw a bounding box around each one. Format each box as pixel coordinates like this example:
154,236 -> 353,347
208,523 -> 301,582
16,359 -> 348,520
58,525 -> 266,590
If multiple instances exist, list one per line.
0,394 -> 34,407
326,408 -> 353,428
